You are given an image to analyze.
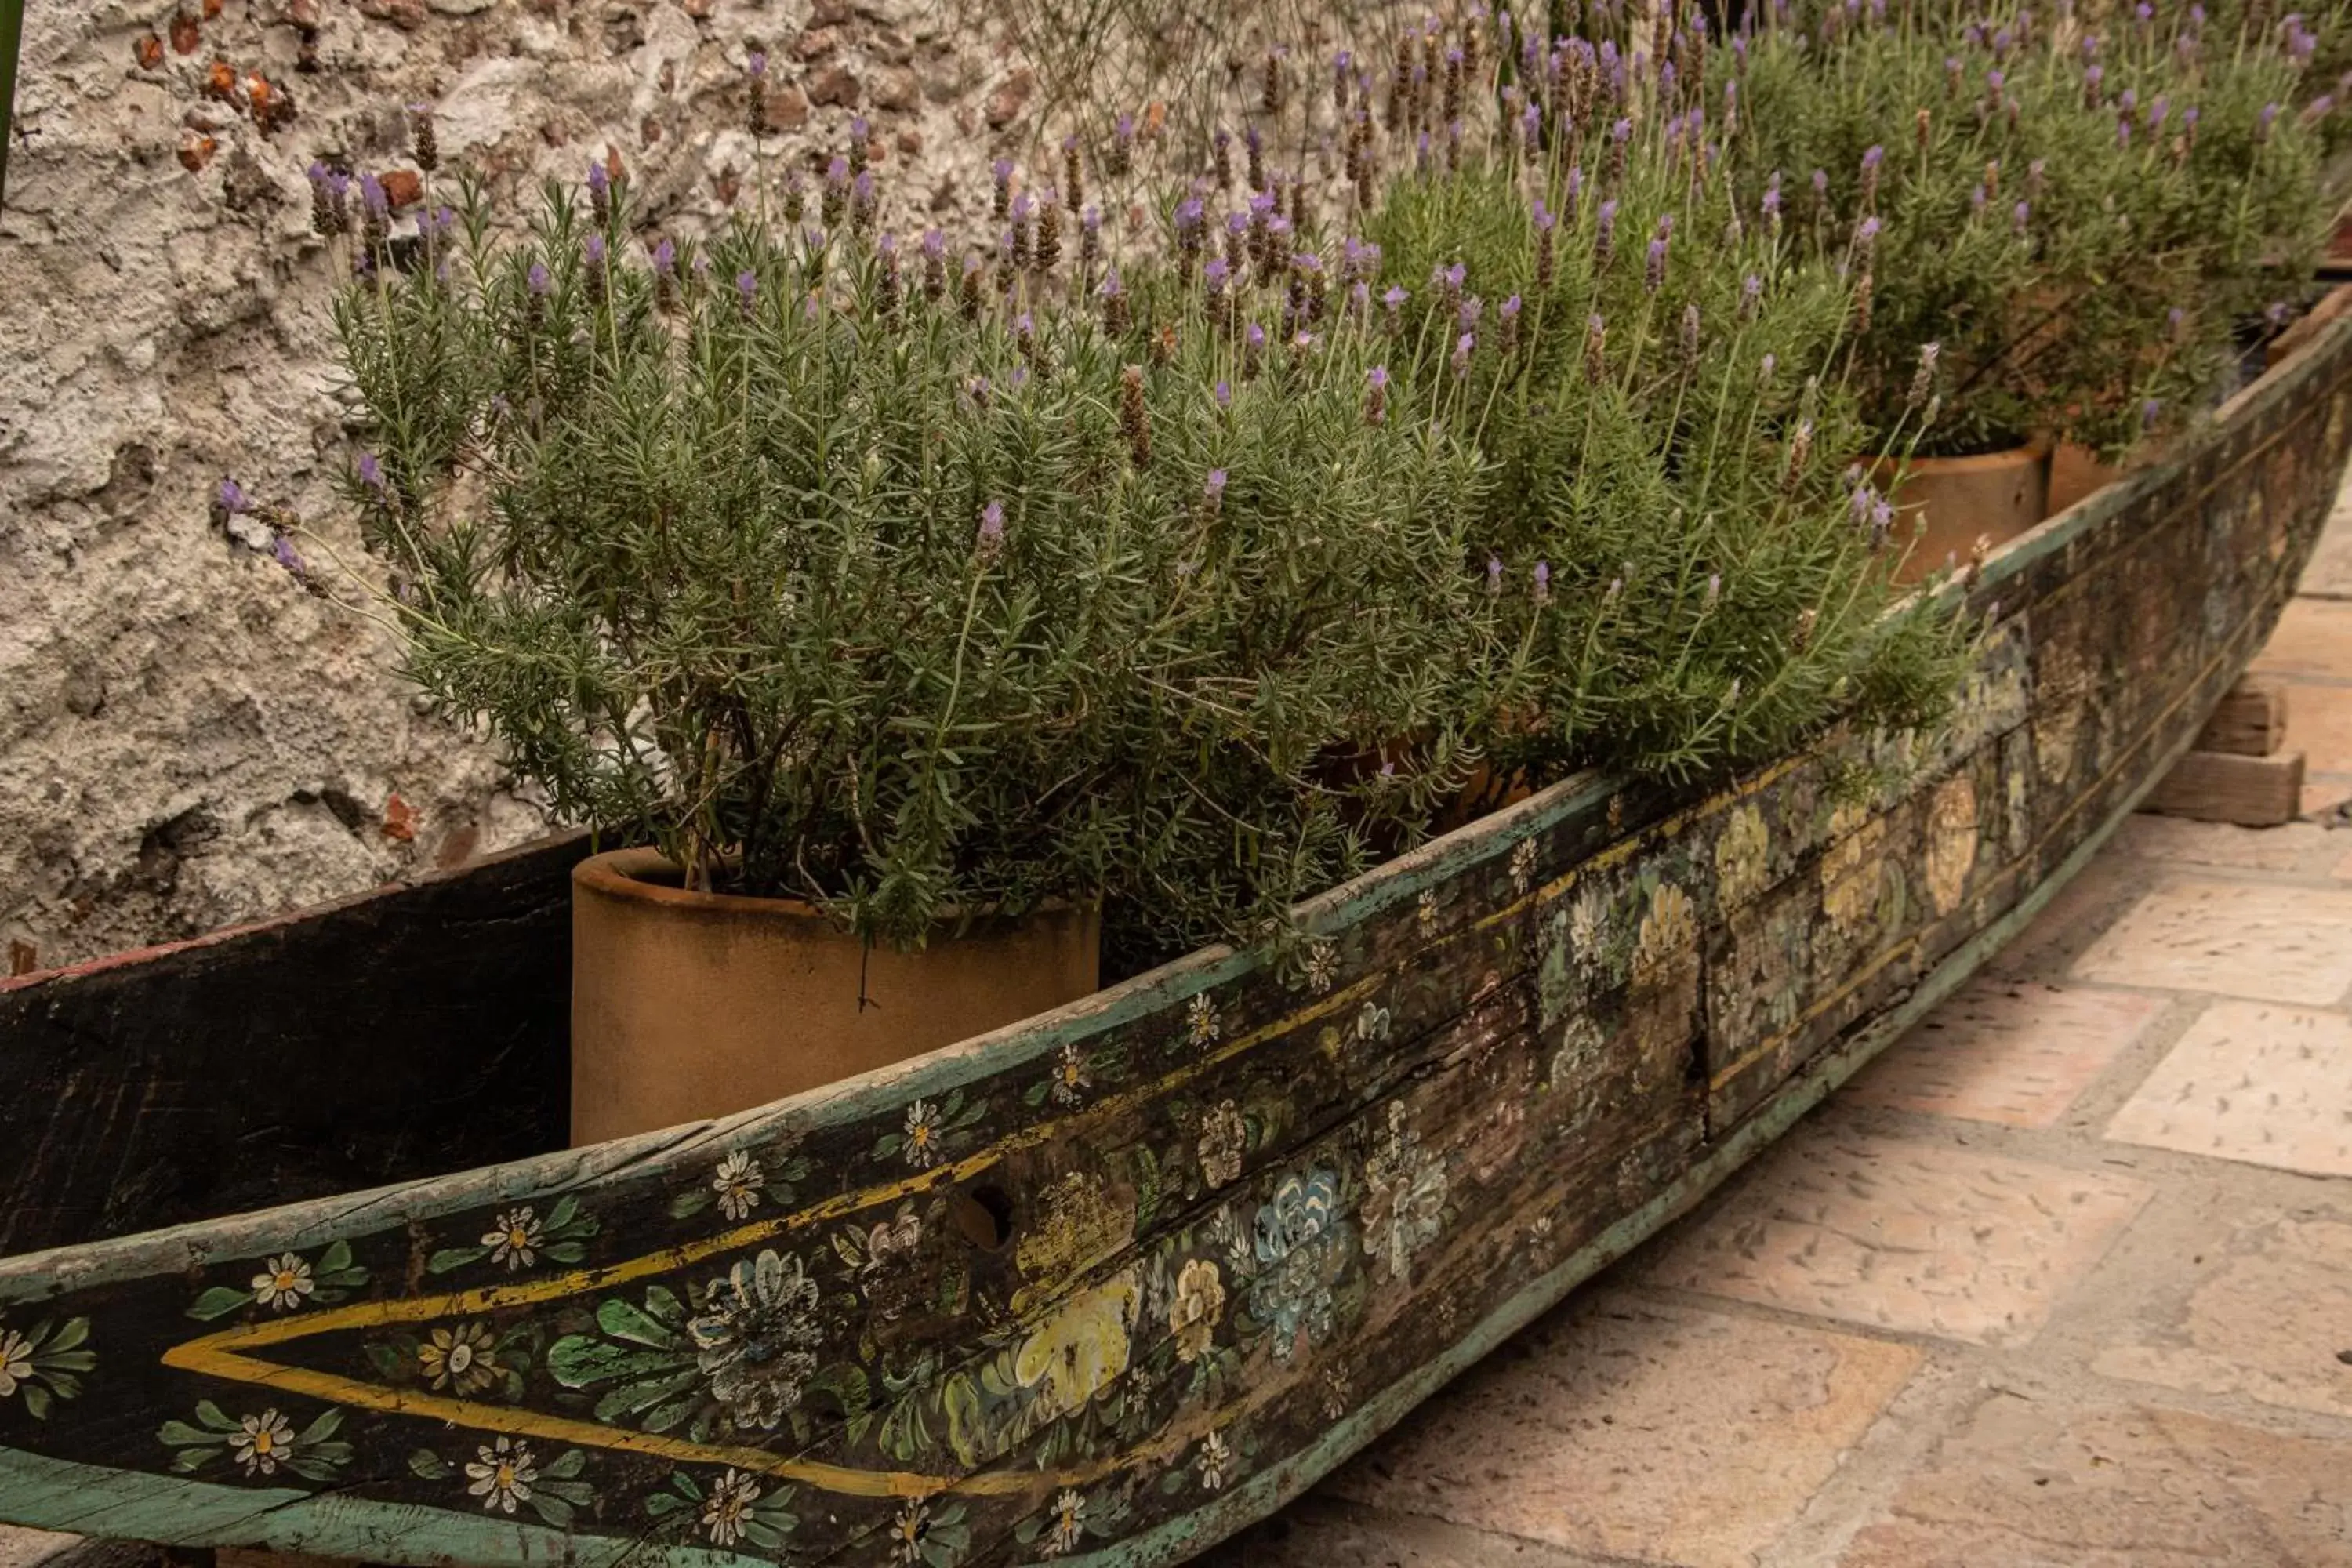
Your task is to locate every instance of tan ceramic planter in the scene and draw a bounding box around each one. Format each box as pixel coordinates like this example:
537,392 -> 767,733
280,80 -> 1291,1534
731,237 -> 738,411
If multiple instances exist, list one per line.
2046,441 -> 2118,517
570,848 -> 1100,1143
1884,444 -> 2051,584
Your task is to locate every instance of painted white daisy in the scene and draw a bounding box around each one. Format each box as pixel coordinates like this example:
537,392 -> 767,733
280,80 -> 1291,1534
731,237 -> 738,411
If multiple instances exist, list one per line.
889,1497 -> 931,1565
712,1150 -> 766,1221
1510,835 -> 1537,894
902,1099 -> 943,1170
1304,938 -> 1338,995
482,1207 -> 543,1270
249,1253 -> 315,1312
419,1320 -> 499,1395
1197,1428 -> 1232,1490
0,1330 -> 32,1399
700,1468 -> 760,1546
465,1436 -> 536,1514
229,1410 -> 296,1476
1044,1488 -> 1086,1556
1048,1044 -> 1091,1107
1185,992 -> 1221,1047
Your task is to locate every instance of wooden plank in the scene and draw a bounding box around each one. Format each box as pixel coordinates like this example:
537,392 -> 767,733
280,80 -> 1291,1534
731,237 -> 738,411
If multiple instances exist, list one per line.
0,833 -> 588,1258
2142,749 -> 2307,826
2194,677 -> 2290,756
0,300 -> 2344,1568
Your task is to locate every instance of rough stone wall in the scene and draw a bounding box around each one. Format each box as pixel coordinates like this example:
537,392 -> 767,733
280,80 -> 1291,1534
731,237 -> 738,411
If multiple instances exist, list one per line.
0,0 -> 1069,969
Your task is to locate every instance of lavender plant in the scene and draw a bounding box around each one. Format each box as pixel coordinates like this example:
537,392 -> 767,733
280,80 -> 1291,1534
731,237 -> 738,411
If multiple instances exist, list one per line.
326,166 -> 1488,953
1736,0 -> 2329,456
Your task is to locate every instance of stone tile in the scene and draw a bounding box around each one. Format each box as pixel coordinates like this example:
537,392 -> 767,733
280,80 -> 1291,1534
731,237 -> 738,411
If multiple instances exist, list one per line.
2071,880 -> 2352,1004
1838,1397 -> 2352,1567
2307,775 -> 2352,821
1200,1497 -> 1627,1568
2092,1210 -> 2352,1421
1646,1130 -> 2151,1345
0,1530 -> 76,1568
2296,508 -> 2352,597
2103,1000 -> 2352,1176
2249,595 -> 2352,681
1319,1291 -> 1922,1568
2281,681 -> 2352,775
2115,814 -> 2343,874
1981,850 -> 2152,982
1846,980 -> 2162,1129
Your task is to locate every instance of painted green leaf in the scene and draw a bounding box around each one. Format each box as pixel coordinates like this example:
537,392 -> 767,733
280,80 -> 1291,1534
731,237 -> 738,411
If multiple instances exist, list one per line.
643,1492 -> 685,1519
168,1448 -> 207,1473
408,1450 -> 452,1480
541,1448 -> 588,1481
182,1285 -> 249,1323
297,1408 -> 343,1444
44,1318 -> 91,1353
193,1400 -> 241,1433
316,1240 -> 354,1276
668,1189 -> 713,1220
592,1367 -> 699,1424
544,1242 -> 588,1265
546,1335 -> 689,1390
596,1297 -> 680,1349
528,1495 -> 575,1530
427,1246 -> 490,1275
156,1421 -> 216,1447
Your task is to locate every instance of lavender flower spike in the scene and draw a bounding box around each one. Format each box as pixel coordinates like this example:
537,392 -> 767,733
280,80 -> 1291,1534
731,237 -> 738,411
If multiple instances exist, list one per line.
357,452 -> 386,492
1204,469 -> 1228,509
1364,364 -> 1390,425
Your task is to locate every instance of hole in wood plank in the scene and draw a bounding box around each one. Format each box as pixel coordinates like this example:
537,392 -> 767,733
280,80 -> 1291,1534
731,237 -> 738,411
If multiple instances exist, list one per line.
949,1184 -> 1015,1250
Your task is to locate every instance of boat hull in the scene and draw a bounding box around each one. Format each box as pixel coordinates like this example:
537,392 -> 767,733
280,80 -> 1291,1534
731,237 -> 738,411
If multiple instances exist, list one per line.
1,314 -> 2349,1568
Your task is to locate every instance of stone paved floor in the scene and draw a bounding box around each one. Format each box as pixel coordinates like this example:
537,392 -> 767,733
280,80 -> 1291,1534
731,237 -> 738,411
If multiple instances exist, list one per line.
1200,490 -> 2352,1566
8,525 -> 2352,1568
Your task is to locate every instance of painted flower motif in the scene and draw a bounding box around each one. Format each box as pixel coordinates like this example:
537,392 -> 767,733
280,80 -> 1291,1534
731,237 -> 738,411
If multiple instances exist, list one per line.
1197,1100 -> 1248,1189
1048,1044 -> 1091,1107
1250,1169 -> 1350,1363
1319,1365 -> 1352,1421
419,1320 -> 499,1394
1044,1489 -> 1087,1556
1362,1101 -> 1447,1283
1568,883 -> 1610,959
465,1436 -> 536,1514
1632,882 -> 1697,976
711,1151 -> 765,1221
688,1249 -> 823,1430
250,1253 -> 315,1312
483,1207 -> 543,1271
1416,889 -> 1439,933
1185,992 -> 1221,1047
1353,1001 -> 1392,1045
1014,1273 -> 1138,1421
1714,804 -> 1771,908
700,1468 -> 761,1546
1923,775 -> 1980,915
1169,1258 -> 1225,1363
0,1331 -> 31,1399
889,1498 -> 930,1564
901,1099 -> 943,1169
229,1410 -> 296,1475
1304,938 -> 1338,995
1510,835 -> 1538,894
851,1205 -> 927,1319
1196,1428 -> 1232,1490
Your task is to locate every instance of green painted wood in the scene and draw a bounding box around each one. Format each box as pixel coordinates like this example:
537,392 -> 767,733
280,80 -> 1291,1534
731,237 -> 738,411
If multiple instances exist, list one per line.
0,312 -> 2347,1568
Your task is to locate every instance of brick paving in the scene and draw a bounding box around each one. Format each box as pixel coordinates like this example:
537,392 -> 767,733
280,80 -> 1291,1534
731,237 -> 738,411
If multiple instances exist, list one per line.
1202,482 -> 2352,1566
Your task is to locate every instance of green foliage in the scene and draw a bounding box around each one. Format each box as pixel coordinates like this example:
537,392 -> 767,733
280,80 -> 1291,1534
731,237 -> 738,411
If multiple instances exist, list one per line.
1737,0 -> 2330,456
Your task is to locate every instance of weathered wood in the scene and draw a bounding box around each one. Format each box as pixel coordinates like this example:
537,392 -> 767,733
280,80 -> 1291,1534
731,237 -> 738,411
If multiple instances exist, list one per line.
0,833 -> 587,1258
0,313 -> 2346,1568
2190,676 -> 2290,756
2141,747 -> 2307,825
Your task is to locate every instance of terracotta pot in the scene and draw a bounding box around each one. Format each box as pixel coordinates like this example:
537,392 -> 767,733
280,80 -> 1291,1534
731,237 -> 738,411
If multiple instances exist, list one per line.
2046,441 -> 2119,517
570,848 -> 1099,1143
1882,444 -> 2051,585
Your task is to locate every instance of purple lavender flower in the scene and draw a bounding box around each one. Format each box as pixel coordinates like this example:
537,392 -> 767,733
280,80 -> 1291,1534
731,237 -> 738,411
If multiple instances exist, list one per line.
1762,174 -> 1783,223
586,162 -> 608,198
2141,397 -> 2163,431
978,499 -> 1005,555
1811,167 -> 1828,204
1595,198 -> 1619,269
1214,379 -> 1232,409
357,452 -> 386,492
746,50 -> 768,78
1204,256 -> 1230,299
216,477 -> 251,515
2013,199 -> 2031,233
1486,555 -> 1504,595
584,234 -> 606,265
270,534 -> 306,578
1862,144 -> 1884,172
1533,561 -> 1551,605
1381,284 -> 1408,332
1645,234 -> 1668,292
1364,364 -> 1389,425
1740,271 -> 1762,319
360,173 -> 389,218
528,262 -> 552,296
1457,294 -> 1482,333
1246,321 -> 1266,350
1972,183 -> 1988,214
2260,102 -> 2282,140
1453,331 -> 1475,376
1204,469 -> 1228,511
736,269 -> 757,307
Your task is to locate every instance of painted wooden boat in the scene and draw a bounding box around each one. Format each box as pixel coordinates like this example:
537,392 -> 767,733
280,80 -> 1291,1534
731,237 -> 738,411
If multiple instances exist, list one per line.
2,310 -> 2349,1568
